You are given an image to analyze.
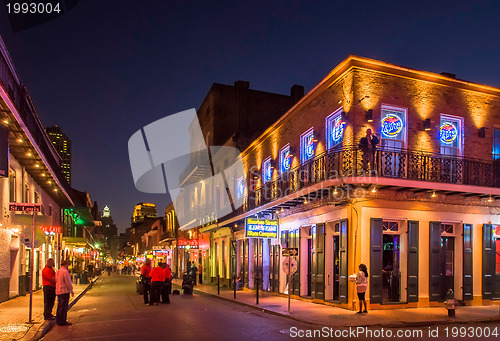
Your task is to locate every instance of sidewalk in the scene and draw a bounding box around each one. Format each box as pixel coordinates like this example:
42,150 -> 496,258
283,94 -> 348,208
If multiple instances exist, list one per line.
0,277 -> 98,341
173,279 -> 500,328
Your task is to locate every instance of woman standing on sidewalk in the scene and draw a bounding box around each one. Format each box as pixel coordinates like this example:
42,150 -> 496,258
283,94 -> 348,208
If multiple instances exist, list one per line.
356,264 -> 368,314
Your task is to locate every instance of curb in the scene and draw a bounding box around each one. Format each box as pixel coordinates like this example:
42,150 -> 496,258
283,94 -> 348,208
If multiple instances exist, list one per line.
23,276 -> 99,341
174,283 -> 500,329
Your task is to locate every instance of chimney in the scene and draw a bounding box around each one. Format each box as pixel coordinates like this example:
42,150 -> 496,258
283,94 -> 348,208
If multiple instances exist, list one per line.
291,84 -> 304,103
234,80 -> 250,90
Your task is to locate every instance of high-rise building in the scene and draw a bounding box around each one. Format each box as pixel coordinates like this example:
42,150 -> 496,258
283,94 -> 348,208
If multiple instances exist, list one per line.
101,205 -> 117,238
45,125 -> 72,184
131,202 -> 157,224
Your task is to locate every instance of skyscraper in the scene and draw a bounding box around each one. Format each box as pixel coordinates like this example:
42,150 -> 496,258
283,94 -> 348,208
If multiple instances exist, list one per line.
131,202 -> 157,224
45,125 -> 72,184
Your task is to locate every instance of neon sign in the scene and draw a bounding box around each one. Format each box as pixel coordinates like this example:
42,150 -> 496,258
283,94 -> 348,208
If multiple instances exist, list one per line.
263,158 -> 272,183
178,239 -> 199,249
439,122 -> 458,144
381,114 -> 403,137
236,177 -> 245,198
304,134 -> 315,160
332,117 -> 345,143
280,147 -> 292,173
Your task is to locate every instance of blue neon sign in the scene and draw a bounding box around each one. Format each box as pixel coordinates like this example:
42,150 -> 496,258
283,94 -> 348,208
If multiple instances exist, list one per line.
263,158 -> 272,183
381,114 -> 403,137
280,146 -> 292,174
439,122 -> 458,144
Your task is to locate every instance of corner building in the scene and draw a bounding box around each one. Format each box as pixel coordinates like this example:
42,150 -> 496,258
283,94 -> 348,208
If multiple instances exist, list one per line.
207,56 -> 500,310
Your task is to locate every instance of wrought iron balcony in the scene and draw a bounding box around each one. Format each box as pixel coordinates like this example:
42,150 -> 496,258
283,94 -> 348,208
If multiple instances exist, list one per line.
232,146 -> 500,217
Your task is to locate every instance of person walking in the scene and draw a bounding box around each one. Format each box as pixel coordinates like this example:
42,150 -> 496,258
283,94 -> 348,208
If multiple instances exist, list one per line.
55,260 -> 74,326
42,258 -> 56,320
140,259 -> 152,304
161,263 -> 171,304
359,128 -> 379,173
149,262 -> 165,306
356,264 -> 369,314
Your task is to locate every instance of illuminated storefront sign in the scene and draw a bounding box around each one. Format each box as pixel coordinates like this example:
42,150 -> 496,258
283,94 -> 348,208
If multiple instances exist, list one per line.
39,226 -> 62,234
326,109 -> 345,149
262,157 -> 272,183
236,177 -> 245,198
245,218 -> 278,239
301,129 -> 315,163
280,145 -> 292,174
178,239 -> 199,249
381,114 -> 403,137
439,122 -> 458,144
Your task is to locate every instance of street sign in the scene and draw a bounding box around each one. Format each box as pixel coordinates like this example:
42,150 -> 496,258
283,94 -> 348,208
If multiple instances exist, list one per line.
282,257 -> 298,275
9,203 -> 42,212
282,247 -> 298,257
20,225 -> 46,249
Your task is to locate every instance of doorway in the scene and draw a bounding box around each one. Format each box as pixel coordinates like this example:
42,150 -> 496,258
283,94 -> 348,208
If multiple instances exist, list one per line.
382,234 -> 401,303
332,235 -> 340,301
441,236 -> 455,301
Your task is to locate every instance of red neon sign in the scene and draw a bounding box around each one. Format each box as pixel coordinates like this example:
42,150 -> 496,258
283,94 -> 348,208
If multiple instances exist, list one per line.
39,226 -> 62,234
178,239 -> 199,248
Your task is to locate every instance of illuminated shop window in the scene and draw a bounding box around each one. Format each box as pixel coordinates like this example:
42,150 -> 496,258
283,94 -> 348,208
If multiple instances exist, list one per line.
279,144 -> 292,174
262,157 -> 272,183
493,128 -> 500,160
236,177 -> 245,199
300,128 -> 315,163
326,108 -> 345,150
440,114 -> 463,157
380,105 -> 407,150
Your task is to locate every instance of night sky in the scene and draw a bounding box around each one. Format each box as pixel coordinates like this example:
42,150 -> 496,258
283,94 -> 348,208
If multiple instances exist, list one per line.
1,0 -> 499,232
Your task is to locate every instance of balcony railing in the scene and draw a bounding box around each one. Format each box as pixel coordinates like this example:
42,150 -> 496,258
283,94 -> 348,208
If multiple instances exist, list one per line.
0,39 -> 71,198
231,146 -> 500,217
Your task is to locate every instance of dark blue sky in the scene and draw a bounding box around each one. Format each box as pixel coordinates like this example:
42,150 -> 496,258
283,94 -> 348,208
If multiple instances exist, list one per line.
1,0 -> 499,231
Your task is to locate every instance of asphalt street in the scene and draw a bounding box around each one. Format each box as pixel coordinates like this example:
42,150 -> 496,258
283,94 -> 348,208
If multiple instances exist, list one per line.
41,275 -> 499,341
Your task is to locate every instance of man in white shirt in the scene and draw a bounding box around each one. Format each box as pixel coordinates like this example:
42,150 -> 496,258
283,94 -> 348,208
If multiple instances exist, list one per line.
55,260 -> 74,326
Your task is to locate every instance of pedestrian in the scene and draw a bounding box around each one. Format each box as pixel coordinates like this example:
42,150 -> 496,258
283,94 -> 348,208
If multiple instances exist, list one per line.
106,265 -> 111,276
149,262 -> 165,306
55,260 -> 74,326
359,128 -> 379,173
356,264 -> 369,314
161,263 -> 171,304
42,258 -> 56,320
189,263 -> 198,285
140,259 -> 152,304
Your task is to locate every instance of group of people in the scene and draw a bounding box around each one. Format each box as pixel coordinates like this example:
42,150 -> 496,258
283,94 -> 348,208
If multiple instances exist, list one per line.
140,259 -> 172,305
42,258 -> 74,326
105,264 -> 136,276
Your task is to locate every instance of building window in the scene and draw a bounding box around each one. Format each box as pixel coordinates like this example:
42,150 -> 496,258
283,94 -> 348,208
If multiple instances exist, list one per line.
300,128 -> 315,163
493,128 -> 500,160
24,183 -> 29,203
326,108 -> 345,150
383,221 -> 399,232
34,192 -> 40,204
49,205 -> 52,216
439,114 -> 463,157
380,105 -> 407,150
262,157 -> 272,183
9,168 -> 16,202
236,177 -> 245,199
279,144 -> 292,174
441,223 -> 454,234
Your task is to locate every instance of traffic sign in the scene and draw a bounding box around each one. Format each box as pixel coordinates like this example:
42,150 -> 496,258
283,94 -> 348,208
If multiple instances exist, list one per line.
9,203 -> 42,212
282,257 -> 298,275
282,247 -> 298,257
20,226 -> 46,249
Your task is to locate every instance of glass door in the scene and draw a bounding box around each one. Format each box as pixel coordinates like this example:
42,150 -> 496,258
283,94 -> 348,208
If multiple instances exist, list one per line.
439,115 -> 463,183
382,221 -> 401,303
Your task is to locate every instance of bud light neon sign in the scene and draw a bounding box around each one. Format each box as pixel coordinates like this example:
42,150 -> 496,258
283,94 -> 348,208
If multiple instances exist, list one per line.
381,114 -> 403,137
439,122 -> 458,144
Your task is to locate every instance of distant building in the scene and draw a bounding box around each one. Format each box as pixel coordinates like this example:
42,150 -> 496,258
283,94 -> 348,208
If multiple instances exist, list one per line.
131,202 -> 157,224
45,125 -> 72,184
101,205 -> 117,239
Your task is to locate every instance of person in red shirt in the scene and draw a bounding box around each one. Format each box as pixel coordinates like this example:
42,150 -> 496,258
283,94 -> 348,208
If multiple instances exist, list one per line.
140,259 -> 152,304
161,263 -> 171,304
148,262 -> 165,306
42,258 -> 56,320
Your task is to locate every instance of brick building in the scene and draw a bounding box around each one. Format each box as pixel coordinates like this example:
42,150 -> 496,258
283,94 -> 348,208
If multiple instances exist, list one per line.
196,56 -> 500,310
